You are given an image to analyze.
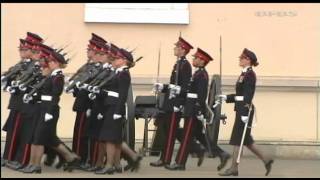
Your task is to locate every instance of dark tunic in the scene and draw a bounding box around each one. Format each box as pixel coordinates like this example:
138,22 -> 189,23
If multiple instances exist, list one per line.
31,69 -> 64,147
99,67 -> 131,144
226,67 -> 256,146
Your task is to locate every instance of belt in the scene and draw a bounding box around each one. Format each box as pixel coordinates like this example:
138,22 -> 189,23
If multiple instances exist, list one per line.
187,93 -> 198,99
235,96 -> 244,101
108,91 -> 119,98
41,95 -> 52,101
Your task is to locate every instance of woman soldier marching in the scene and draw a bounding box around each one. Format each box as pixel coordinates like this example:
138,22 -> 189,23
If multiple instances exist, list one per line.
218,48 -> 274,176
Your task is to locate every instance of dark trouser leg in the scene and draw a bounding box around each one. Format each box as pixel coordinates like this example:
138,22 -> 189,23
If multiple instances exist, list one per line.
7,112 -> 22,161
163,112 -> 180,164
174,117 -> 195,166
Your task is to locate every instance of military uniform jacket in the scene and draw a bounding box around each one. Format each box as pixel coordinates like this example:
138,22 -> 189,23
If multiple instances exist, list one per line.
72,62 -> 100,111
183,67 -> 209,117
226,67 -> 256,116
161,56 -> 192,112
38,69 -> 65,113
103,66 -> 131,116
7,59 -> 34,111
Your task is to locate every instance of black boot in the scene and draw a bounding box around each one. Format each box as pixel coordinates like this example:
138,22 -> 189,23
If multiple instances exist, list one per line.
218,168 -> 238,176
217,152 -> 230,171
21,165 -> 42,174
95,166 -> 116,175
150,159 -> 165,167
164,163 -> 185,171
264,159 -> 274,176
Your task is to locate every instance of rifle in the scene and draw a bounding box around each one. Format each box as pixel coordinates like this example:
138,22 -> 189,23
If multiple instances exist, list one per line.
23,76 -> 48,103
11,61 -> 41,87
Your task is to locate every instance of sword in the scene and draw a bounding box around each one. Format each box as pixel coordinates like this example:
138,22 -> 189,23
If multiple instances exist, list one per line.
236,104 -> 253,164
155,43 -> 161,109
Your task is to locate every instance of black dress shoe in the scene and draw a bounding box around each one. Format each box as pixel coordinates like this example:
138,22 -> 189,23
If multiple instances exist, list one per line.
197,149 -> 205,167
6,161 -> 23,170
130,156 -> 143,172
164,163 -> 186,171
63,158 -> 81,172
1,158 -> 6,167
265,159 -> 274,176
217,152 -> 230,171
115,165 -> 123,173
21,165 -> 42,174
95,166 -> 116,175
150,159 -> 166,167
55,156 -> 66,169
218,168 -> 238,176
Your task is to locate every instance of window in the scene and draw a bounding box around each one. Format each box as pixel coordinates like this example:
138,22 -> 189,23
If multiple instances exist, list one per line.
84,3 -> 189,24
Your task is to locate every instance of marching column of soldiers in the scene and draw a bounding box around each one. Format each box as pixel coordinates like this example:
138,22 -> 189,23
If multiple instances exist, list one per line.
1,32 -> 273,176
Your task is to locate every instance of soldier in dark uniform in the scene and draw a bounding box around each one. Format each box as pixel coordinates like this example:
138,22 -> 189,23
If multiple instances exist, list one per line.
70,33 -> 106,169
7,41 -> 48,171
150,37 -> 193,167
83,40 -> 114,171
1,32 -> 43,168
218,48 -> 274,176
94,48 -> 136,175
164,48 -> 215,170
20,49 -> 80,173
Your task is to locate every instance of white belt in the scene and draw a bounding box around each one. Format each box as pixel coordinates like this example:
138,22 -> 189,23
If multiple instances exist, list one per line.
108,91 -> 119,98
235,96 -> 244,101
41,95 -> 52,101
187,93 -> 198,99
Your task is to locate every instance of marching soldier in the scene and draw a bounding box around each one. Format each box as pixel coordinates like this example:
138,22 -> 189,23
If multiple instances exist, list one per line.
150,36 -> 193,167
20,47 -> 80,173
165,48 -> 230,171
70,33 -> 106,169
94,48 -> 137,175
1,32 -> 43,168
218,48 -> 274,176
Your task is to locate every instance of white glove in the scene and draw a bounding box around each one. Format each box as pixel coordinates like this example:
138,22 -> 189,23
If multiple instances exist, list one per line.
241,116 -> 249,123
218,94 -> 227,102
23,94 -> 33,103
75,81 -> 82,89
172,85 -> 181,95
6,86 -> 16,94
68,80 -> 74,86
86,109 -> 92,117
82,83 -> 89,89
1,76 -> 5,81
197,114 -> 205,121
97,113 -> 104,120
153,83 -> 164,92
113,114 -> 122,120
173,106 -> 180,112
44,113 -> 53,122
67,88 -> 74,93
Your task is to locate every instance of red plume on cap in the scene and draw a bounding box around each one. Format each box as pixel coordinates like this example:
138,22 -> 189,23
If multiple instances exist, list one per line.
193,48 -> 213,64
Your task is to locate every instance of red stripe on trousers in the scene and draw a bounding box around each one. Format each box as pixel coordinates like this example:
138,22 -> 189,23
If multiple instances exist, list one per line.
76,112 -> 86,155
177,117 -> 194,164
8,113 -> 22,161
164,112 -> 178,163
21,144 -> 31,165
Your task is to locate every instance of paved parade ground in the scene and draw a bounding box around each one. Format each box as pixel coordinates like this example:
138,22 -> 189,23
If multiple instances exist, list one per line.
2,156 -> 320,178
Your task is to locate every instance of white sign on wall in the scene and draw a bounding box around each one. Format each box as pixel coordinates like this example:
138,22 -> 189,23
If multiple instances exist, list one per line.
84,3 -> 189,24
